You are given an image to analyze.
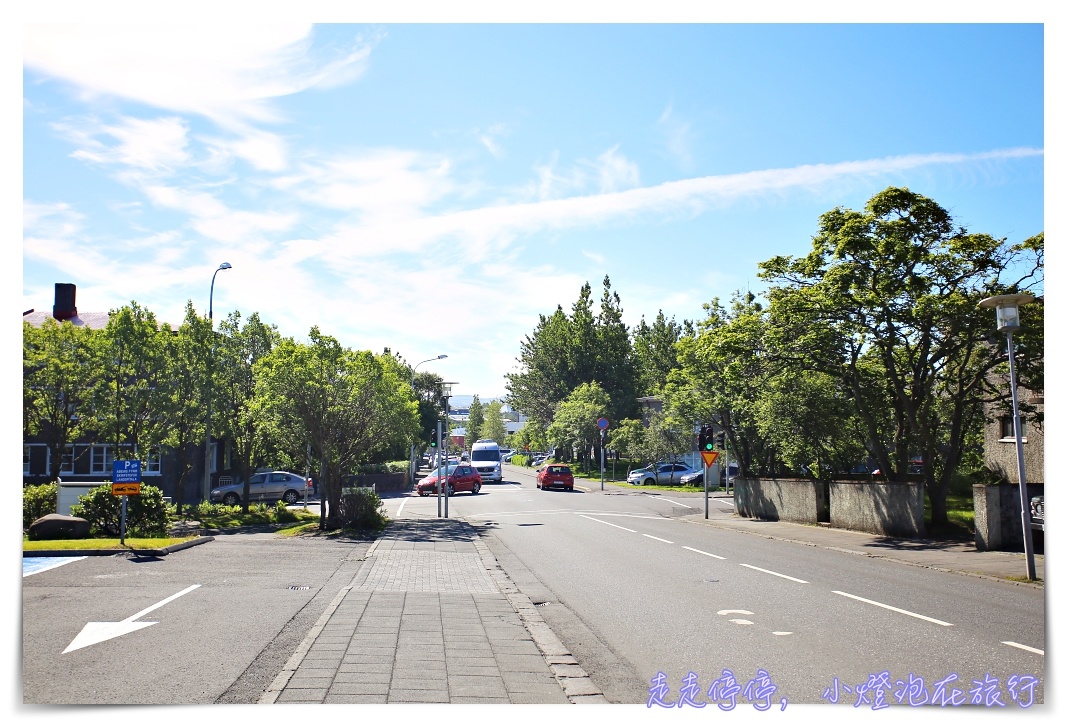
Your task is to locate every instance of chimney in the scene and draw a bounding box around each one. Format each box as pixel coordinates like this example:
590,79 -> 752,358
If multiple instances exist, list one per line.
53,283 -> 77,321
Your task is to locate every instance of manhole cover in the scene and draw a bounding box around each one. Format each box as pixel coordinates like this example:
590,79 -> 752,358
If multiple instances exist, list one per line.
288,585 -> 311,590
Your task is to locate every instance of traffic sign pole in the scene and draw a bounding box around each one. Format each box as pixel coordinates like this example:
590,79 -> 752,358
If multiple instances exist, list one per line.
596,418 -> 609,490
120,495 -> 127,545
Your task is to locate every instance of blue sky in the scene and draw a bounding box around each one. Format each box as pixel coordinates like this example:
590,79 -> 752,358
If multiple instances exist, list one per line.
16,14 -> 1049,402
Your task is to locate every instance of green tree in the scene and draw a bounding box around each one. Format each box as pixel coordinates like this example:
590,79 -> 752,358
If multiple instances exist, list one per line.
481,400 -> 508,444
23,319 -> 99,481
90,303 -> 174,462
633,310 -> 684,396
607,418 -> 646,460
214,311 -> 280,513
514,419 -> 547,453
594,275 -> 640,424
466,395 -> 484,447
254,328 -> 417,530
759,187 -> 1043,525
547,382 -> 611,467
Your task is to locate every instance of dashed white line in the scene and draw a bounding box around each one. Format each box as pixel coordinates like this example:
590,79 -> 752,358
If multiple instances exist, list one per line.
646,495 -> 688,508
578,514 -> 636,532
832,591 -> 953,626
643,534 -> 674,544
683,546 -> 727,560
740,564 -> 809,583
1002,641 -> 1044,655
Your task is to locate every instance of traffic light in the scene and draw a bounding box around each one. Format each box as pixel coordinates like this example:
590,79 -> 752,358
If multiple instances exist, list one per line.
429,430 -> 438,448
699,425 -> 716,452
716,432 -> 725,449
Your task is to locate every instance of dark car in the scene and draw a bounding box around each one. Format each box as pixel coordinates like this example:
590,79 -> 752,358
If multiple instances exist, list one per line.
417,464 -> 482,496
536,464 -> 574,491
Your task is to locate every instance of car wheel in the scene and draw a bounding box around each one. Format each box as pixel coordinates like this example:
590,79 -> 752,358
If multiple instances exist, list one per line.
446,485 -> 454,497
282,489 -> 299,505
418,490 -> 427,497
568,486 -> 574,491
473,482 -> 481,495
643,478 -> 655,486
223,492 -> 239,506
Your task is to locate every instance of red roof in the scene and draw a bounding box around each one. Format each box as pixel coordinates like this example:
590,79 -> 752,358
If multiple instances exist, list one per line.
23,311 -> 110,330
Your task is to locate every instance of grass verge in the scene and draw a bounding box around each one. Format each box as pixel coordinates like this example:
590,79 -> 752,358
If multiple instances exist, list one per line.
23,536 -> 198,551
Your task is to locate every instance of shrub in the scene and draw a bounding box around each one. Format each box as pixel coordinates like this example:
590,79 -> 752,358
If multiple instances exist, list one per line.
511,455 -> 531,468
351,461 -> 409,475
23,482 -> 59,530
273,500 -> 298,523
71,483 -> 169,537
336,489 -> 388,531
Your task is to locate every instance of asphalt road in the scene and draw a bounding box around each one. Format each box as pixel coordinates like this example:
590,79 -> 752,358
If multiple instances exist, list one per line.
22,529 -> 372,704
387,464 -> 1046,707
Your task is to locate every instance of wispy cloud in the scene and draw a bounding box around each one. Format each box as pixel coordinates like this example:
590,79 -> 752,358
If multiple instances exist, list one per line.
658,102 -> 694,170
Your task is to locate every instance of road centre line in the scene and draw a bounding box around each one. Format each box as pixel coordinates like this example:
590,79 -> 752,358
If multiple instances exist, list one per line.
646,494 -> 688,508
832,590 -> 953,626
682,546 -> 727,560
1002,641 -> 1044,655
643,534 -> 674,544
740,563 -> 810,583
578,514 -> 637,532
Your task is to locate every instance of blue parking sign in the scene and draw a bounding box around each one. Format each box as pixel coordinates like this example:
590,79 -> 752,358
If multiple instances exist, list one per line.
112,459 -> 141,484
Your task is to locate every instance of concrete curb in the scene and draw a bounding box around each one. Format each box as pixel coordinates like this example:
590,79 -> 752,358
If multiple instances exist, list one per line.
467,519 -> 610,704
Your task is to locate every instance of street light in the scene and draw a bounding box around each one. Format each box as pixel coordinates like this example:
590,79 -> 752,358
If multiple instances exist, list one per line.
203,262 -> 232,504
409,355 -> 448,482
441,381 -> 458,518
979,292 -> 1036,580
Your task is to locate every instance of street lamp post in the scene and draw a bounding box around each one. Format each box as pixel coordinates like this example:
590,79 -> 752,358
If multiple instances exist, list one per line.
979,293 -> 1037,581
203,262 -> 232,504
410,355 -> 448,483
441,381 -> 458,518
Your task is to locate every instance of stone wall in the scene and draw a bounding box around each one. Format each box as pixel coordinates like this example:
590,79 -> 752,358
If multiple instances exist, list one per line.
973,482 -> 1044,552
734,477 -> 925,538
734,477 -> 829,524
345,472 -> 409,493
829,481 -> 925,538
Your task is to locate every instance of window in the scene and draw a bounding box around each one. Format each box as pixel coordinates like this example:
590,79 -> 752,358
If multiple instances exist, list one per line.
250,474 -> 266,485
59,445 -> 74,474
23,445 -> 31,475
269,473 -> 288,483
1000,417 -> 1027,440
144,446 -> 161,474
91,445 -> 114,474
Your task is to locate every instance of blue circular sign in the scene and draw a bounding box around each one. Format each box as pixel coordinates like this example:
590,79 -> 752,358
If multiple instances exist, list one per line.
597,417 -> 609,430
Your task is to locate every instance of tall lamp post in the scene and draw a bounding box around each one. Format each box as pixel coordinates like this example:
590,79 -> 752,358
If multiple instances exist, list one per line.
410,355 -> 448,482
203,262 -> 232,504
979,293 -> 1036,580
441,381 -> 458,518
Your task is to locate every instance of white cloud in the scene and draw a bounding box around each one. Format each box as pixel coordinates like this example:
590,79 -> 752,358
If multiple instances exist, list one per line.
57,115 -> 191,172
142,184 -> 298,244
658,102 -> 694,170
591,145 -> 640,193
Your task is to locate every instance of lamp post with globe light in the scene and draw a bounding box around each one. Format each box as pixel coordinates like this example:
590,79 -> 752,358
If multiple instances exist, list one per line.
409,355 -> 448,483
979,292 -> 1036,580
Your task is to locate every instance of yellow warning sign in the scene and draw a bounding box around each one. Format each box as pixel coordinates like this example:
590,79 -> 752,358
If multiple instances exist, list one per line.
700,451 -> 719,468
112,482 -> 142,496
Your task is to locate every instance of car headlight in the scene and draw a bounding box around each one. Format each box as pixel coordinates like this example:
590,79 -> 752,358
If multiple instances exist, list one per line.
210,489 -> 220,497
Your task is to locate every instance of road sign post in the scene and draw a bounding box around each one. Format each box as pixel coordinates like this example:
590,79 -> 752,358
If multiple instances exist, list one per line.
597,418 -> 609,490
112,460 -> 142,546
700,447 -> 719,520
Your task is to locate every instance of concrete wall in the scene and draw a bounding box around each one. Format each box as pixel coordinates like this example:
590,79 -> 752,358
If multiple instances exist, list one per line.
346,472 -> 409,493
984,388 -> 1043,487
734,477 -> 829,524
829,481 -> 925,538
734,477 -> 924,538
973,483 -> 1044,552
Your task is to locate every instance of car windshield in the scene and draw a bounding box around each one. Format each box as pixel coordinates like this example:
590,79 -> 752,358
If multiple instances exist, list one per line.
429,465 -> 458,478
471,449 -> 500,462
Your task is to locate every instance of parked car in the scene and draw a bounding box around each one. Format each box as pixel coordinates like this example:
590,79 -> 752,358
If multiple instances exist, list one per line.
627,462 -> 699,486
210,471 -> 307,506
417,464 -> 482,496
679,470 -> 703,486
536,464 -> 575,491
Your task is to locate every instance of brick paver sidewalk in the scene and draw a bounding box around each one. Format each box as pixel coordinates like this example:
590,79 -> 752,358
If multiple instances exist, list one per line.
261,517 -> 606,703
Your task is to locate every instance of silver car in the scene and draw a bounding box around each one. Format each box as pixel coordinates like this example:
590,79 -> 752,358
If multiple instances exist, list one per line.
627,462 -> 699,486
210,471 -> 307,506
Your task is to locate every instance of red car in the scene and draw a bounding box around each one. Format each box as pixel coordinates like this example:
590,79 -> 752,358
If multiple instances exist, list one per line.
536,464 -> 575,491
417,464 -> 482,496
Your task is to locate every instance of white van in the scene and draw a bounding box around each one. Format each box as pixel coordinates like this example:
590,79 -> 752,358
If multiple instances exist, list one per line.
470,439 -> 503,483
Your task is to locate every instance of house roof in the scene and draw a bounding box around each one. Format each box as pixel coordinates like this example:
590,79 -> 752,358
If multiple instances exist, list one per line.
23,310 -> 110,330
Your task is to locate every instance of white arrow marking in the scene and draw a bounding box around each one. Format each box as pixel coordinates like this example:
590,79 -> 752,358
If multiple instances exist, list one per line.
63,584 -> 200,654
729,619 -> 754,625
717,609 -> 754,616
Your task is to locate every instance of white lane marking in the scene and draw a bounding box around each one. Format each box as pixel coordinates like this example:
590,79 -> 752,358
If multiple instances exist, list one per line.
642,534 -> 674,544
1002,641 -> 1044,655
772,631 -> 793,636
395,497 -> 409,518
717,610 -> 754,616
729,619 -> 754,625
64,584 -> 201,653
740,564 -> 809,583
646,495 -> 688,508
578,514 -> 637,533
578,512 -> 665,520
23,556 -> 88,577
832,590 -> 953,626
683,546 -> 727,560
